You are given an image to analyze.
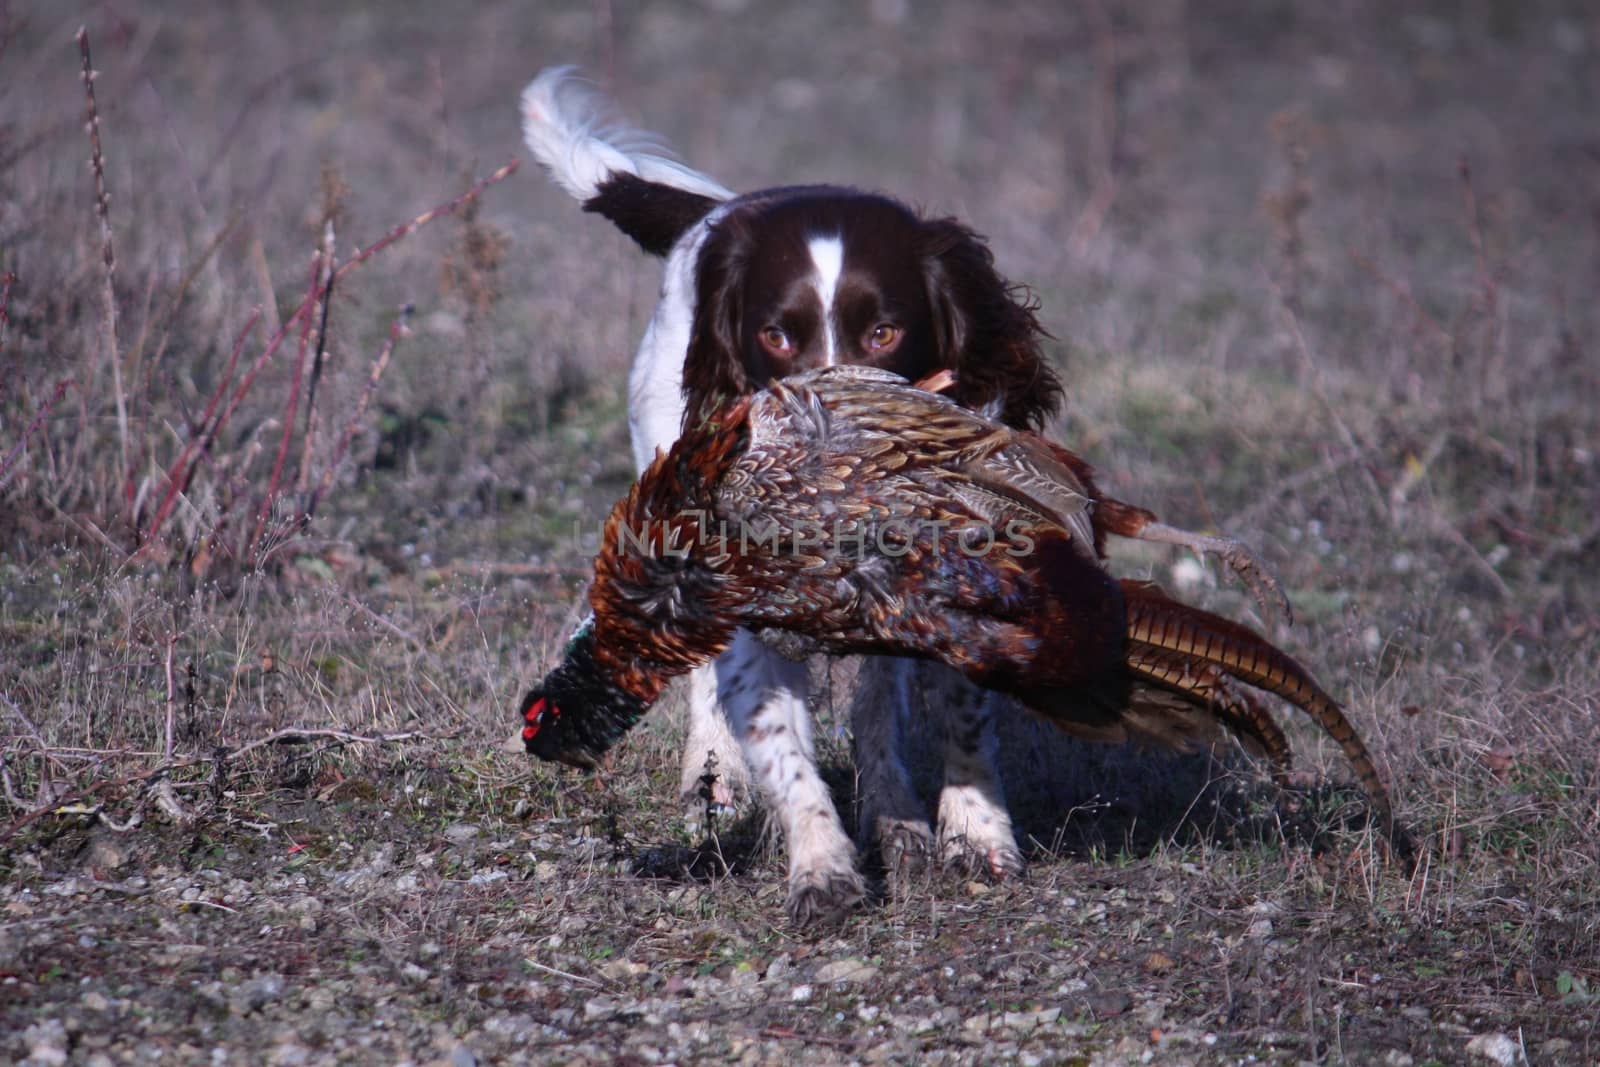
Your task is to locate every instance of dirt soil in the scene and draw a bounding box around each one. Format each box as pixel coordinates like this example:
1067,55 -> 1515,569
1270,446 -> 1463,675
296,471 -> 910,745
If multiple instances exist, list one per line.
4,770 -> 1590,1067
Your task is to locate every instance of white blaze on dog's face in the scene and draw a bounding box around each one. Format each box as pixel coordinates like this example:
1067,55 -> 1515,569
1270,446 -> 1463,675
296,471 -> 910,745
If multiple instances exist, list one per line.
807,235 -> 844,365
702,194 -> 938,392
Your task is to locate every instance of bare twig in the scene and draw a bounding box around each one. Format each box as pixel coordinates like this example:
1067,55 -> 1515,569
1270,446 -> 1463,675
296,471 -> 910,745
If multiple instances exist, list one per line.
1069,0 -> 1119,255
0,271 -> 15,362
121,213 -> 242,381
325,158 -> 519,292
0,378 -> 75,492
1424,508 -> 1513,601
1,756 -> 36,810
220,727 -> 441,763
331,587 -> 435,661
140,309 -> 259,544
302,304 -> 410,521
162,633 -> 178,762
249,250 -> 323,559
0,727 -> 446,843
0,689 -> 47,748
1270,279 -> 1391,525
151,160 -> 519,558
1234,445 -> 1369,529
421,559 -> 592,581
1458,158 -> 1506,406
522,959 -> 606,989
299,217 -> 337,490
152,778 -> 194,826
77,27 -> 129,491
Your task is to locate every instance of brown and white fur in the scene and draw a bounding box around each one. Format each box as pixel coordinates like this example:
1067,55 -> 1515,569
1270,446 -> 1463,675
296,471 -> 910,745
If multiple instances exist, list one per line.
520,68 -> 1059,917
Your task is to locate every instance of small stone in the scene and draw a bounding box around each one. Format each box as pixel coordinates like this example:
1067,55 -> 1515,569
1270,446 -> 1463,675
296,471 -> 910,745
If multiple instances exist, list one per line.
85,835 -> 128,872
1465,1032 -> 1523,1065
815,958 -> 879,984
1001,1007 -> 1059,1030
1087,990 -> 1132,1017
24,1019 -> 69,1065
598,958 -> 648,981
789,984 -> 814,1002
1142,951 -> 1176,974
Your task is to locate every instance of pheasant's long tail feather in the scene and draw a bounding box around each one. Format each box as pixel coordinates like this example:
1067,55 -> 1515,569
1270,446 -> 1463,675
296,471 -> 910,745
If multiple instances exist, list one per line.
1122,581 -> 1416,864
1124,644 -> 1292,785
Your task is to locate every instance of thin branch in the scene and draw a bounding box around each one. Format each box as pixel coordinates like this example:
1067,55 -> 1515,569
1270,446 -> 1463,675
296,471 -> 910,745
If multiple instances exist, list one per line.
219,727 -> 442,763
249,249 -> 323,559
302,304 -> 410,521
150,159 -> 521,556
0,378 -> 76,492
1069,0 -> 1119,255
0,270 -> 15,362
140,309 -> 259,545
0,727 -> 448,843
299,218 -> 337,490
162,634 -> 178,762
1270,278 -> 1391,525
76,27 -> 129,492
325,159 -> 519,291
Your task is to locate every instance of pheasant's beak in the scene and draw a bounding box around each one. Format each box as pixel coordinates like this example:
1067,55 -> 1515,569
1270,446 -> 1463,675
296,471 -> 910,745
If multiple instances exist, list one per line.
551,748 -> 599,772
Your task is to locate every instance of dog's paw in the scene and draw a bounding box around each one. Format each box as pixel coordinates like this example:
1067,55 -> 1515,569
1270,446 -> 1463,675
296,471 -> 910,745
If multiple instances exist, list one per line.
786,867 -> 868,926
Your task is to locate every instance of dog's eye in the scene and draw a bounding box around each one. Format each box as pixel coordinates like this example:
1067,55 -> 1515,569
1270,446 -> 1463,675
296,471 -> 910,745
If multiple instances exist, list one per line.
866,324 -> 902,353
758,326 -> 793,356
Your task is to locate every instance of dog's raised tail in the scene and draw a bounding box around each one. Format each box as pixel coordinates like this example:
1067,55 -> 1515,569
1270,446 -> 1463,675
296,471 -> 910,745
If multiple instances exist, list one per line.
521,67 -> 731,255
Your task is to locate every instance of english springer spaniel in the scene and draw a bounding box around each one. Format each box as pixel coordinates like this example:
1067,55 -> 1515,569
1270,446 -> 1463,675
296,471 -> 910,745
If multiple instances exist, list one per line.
521,68 -> 1061,921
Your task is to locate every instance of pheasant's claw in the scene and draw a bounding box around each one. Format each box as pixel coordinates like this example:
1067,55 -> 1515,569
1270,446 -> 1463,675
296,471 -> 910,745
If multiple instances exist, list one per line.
1136,520 -> 1293,626
1216,539 -> 1295,627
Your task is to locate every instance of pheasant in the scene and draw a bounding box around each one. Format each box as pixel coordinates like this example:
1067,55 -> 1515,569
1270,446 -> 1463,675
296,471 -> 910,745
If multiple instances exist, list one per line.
517,365 -> 1415,886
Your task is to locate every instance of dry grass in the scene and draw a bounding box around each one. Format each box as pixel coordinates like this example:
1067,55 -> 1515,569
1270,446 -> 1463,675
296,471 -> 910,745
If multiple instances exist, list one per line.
2,1 -> 1599,1063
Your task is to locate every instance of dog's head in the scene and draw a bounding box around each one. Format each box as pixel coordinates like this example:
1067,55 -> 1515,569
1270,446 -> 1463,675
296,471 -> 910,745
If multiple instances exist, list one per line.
683,187 -> 1058,429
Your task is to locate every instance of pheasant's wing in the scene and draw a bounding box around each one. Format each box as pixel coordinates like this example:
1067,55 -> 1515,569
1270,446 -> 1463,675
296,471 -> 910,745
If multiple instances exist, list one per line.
943,436 -> 1098,560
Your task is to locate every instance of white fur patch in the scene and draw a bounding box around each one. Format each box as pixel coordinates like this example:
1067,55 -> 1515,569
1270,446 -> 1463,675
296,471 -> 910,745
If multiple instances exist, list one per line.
521,67 -> 733,202
807,236 -> 845,364
627,205 -> 734,472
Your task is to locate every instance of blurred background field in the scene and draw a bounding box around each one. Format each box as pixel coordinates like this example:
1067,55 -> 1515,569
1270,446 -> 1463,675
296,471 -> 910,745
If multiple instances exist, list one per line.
2,2 -> 1598,1063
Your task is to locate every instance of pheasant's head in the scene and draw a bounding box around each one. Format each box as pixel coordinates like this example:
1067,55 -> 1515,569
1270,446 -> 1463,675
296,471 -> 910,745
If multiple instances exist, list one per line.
518,623 -> 648,770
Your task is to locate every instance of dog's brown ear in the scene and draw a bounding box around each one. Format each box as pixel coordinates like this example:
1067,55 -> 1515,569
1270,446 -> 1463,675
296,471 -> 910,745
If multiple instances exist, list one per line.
919,217 -> 1060,430
683,213 -> 757,426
